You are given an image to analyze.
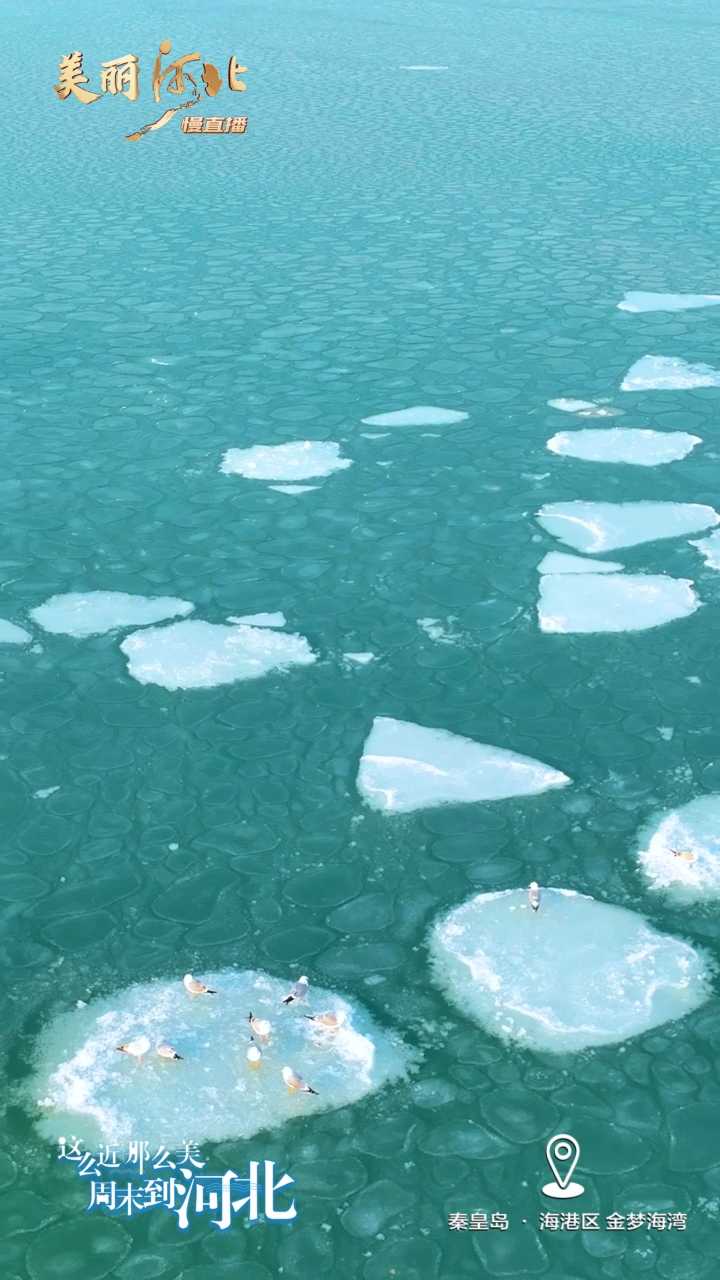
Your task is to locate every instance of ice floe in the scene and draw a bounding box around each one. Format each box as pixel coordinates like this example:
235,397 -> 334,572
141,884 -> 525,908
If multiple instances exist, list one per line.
417,617 -> 462,645
547,398 -> 623,417
400,65 -> 449,71
30,970 -> 413,1146
0,619 -> 31,644
621,356 -> 720,392
30,592 -> 194,639
343,652 -> 376,665
637,796 -> 720,902
357,716 -> 569,814
360,406 -> 469,428
269,484 -> 319,494
618,292 -> 720,313
120,620 -> 316,691
547,428 -> 700,466
538,574 -> 698,634
221,442 -> 351,481
537,501 -> 719,553
226,612 -> 286,628
537,552 -> 623,575
429,888 -> 710,1052
690,530 -> 720,570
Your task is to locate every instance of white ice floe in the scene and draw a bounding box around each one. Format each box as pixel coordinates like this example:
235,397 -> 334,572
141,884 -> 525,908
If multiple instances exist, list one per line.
343,652 -> 376,665
0,619 -> 31,644
537,552 -> 623,575
399,65 -> 449,71
547,398 -> 623,417
547,428 -> 701,466
536,501 -> 719,553
357,716 -> 569,814
690,530 -> 720,570
226,612 -> 286,628
638,797 -> 720,903
429,888 -> 710,1052
269,485 -> 319,494
120,620 -> 316,691
360,406 -> 469,428
221,442 -> 351,481
621,356 -> 720,392
417,617 -> 461,645
538,574 -> 698,634
30,593 -> 193,639
618,292 -> 720,313
30,970 -> 413,1147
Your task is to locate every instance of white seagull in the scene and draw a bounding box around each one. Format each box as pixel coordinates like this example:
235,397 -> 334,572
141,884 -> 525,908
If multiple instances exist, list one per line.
528,882 -> 541,913
305,1010 -> 346,1031
247,1039 -> 262,1067
183,972 -> 217,996
282,976 -> 309,1006
282,1065 -> 318,1095
156,1042 -> 183,1061
248,1011 -> 272,1041
116,1035 -> 151,1063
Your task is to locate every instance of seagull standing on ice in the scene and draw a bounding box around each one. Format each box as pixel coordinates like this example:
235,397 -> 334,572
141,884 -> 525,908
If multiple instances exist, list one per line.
305,1010 -> 346,1031
528,882 -> 541,912
247,1038 -> 262,1068
248,1012 -> 272,1042
117,1035 -> 150,1064
282,1065 -> 318,1095
157,1042 -> 183,1061
282,976 -> 309,1006
183,973 -> 217,996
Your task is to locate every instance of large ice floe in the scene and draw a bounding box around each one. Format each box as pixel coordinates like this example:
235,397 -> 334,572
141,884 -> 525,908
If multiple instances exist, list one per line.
547,428 -> 700,466
221,441 -> 351,481
31,970 -> 412,1146
536,501 -> 719,553
690,530 -> 720,570
621,356 -> 720,392
0,619 -> 31,644
637,796 -> 720,903
30,592 -> 194,638
538,573 -> 698,634
357,717 -> 569,814
429,888 -> 710,1052
537,551 -> 623,574
618,292 -> 720,313
120,620 -> 316,690
360,406 -> 468,427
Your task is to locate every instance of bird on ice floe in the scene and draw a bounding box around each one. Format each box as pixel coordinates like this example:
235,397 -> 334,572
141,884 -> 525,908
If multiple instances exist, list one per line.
304,1010 -> 346,1031
247,1039 -> 262,1068
282,1065 -> 318,1095
116,1035 -> 151,1063
248,1011 -> 272,1041
528,882 -> 541,912
183,972 -> 217,996
156,1042 -> 183,1061
670,847 -> 697,863
282,976 -> 309,1006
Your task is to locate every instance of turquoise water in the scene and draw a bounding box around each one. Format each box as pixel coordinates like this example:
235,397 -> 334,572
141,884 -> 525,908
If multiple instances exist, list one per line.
5,0 -> 720,1274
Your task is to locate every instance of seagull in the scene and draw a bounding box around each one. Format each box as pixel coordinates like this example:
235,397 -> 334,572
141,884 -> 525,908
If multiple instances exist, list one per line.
304,1010 -> 346,1031
156,1042 -> 183,1061
282,1065 -> 318,1095
282,976 -> 309,1006
528,882 -> 541,912
183,973 -> 217,996
247,1039 -> 262,1068
670,847 -> 697,863
116,1035 -> 150,1063
248,1012 -> 272,1041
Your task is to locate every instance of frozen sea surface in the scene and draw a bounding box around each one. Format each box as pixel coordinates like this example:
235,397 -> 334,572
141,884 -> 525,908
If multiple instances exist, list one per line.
537,500 -> 719,553
538,573 -> 699,633
221,441 -> 352,480
0,619 -> 31,644
621,355 -> 720,391
357,716 -> 569,813
618,292 -> 720,313
690,530 -> 720,570
360,405 -> 469,427
429,888 -> 710,1052
120,620 -> 316,690
537,551 -> 623,574
547,428 -> 700,466
30,592 -> 194,638
30,970 -> 413,1146
638,795 -> 720,903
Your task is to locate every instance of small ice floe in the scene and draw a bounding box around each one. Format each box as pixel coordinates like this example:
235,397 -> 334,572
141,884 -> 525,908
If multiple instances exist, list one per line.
547,428 -> 701,466
269,485 -> 319,494
357,716 -> 569,814
621,356 -> 720,392
221,441 -> 351,481
30,592 -> 194,639
536,501 -> 719,553
537,551 -> 623,575
690,530 -> 720,570
120,620 -> 316,691
33,787 -> 60,800
0,619 -> 31,645
343,652 -> 376,665
29,970 -> 412,1145
399,65 -> 449,71
360,406 -> 468,428
429,888 -> 710,1052
637,795 -> 720,903
226,612 -> 286,628
547,398 -> 623,417
618,292 -> 720,313
538,574 -> 699,634
417,617 -> 462,645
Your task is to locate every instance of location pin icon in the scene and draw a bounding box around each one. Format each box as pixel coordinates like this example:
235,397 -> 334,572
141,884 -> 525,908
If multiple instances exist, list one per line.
546,1134 -> 580,1190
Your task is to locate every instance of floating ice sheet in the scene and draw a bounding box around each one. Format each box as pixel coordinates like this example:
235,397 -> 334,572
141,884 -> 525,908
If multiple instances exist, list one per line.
690,530 -> 720,570
357,716 -> 569,814
547,428 -> 700,466
30,970 -> 412,1147
221,442 -> 351,481
360,406 -> 469,428
269,485 -> 319,494
343,652 -> 376,665
536,501 -> 719,553
30,592 -> 194,639
120,620 -> 316,691
537,552 -> 623,575
638,796 -> 720,902
226,612 -> 286,628
618,292 -> 720,313
429,888 -> 709,1052
621,356 -> 720,392
0,619 -> 31,644
538,574 -> 698,633
399,65 -> 449,71
547,398 -> 623,417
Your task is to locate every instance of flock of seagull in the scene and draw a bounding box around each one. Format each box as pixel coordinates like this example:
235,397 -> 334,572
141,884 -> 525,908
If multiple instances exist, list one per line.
115,973 -> 347,1098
